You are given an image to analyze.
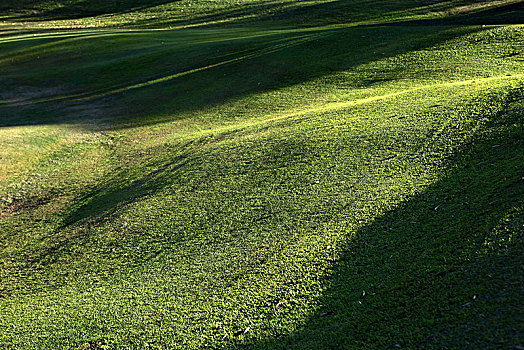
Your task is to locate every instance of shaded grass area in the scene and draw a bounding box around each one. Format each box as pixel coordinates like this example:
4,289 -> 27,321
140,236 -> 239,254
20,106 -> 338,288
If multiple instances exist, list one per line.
0,78 -> 522,348
0,1 -> 522,131
1,0 -> 523,30
249,90 -> 524,349
0,0 -> 177,15
0,1 -> 523,349
1,22 -> 522,130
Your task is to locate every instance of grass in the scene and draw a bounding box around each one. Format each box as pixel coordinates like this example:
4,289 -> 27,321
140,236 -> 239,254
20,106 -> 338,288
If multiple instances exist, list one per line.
0,0 -> 523,349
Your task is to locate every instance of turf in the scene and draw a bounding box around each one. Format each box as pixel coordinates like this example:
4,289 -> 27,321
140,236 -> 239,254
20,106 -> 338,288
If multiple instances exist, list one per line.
0,1 -> 523,349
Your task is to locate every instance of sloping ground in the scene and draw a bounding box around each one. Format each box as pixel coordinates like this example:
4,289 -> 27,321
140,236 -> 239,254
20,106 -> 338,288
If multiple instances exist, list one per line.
0,1 -> 523,349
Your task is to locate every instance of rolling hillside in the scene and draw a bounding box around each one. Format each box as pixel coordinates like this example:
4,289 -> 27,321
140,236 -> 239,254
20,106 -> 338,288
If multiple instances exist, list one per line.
0,1 -> 523,348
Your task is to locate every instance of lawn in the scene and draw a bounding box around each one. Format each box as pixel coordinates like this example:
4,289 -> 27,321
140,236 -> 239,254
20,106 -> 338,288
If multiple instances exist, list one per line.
0,0 -> 523,348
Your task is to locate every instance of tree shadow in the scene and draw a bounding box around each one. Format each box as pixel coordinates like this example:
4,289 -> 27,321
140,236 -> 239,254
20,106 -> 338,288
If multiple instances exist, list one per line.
1,1 -> 521,129
2,1 -> 521,130
1,40 -> 521,350
395,1 -> 524,26
4,0 -> 521,28
24,135 -> 199,257
242,88 -> 524,348
0,0 -> 179,19
186,0 -> 524,28
0,0 -> 442,23
0,22 -> 488,129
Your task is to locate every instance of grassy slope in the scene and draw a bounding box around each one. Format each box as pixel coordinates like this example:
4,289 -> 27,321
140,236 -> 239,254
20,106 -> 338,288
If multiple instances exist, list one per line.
0,1 -> 523,349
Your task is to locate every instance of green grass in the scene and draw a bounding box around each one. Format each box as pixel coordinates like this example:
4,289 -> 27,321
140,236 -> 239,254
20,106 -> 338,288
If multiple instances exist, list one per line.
0,1 -> 523,349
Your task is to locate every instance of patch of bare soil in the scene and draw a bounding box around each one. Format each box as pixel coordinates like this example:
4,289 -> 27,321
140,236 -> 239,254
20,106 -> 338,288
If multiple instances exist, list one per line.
0,195 -> 50,219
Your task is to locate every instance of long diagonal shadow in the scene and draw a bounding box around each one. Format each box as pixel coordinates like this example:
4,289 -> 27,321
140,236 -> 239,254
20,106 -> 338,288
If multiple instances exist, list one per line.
5,0 -> 520,30
0,22 -> 491,129
22,139 -> 198,268
0,32 -> 326,107
2,0 -> 520,129
243,88 -> 524,349
4,0 -> 520,130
